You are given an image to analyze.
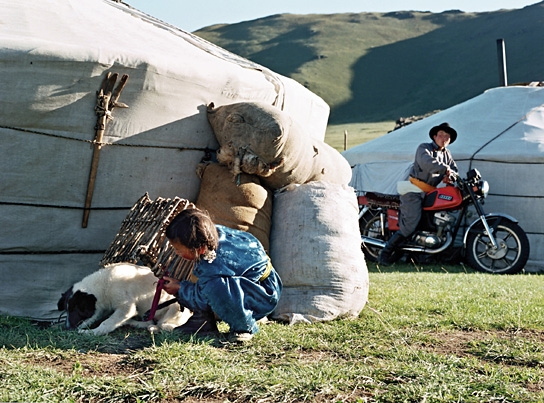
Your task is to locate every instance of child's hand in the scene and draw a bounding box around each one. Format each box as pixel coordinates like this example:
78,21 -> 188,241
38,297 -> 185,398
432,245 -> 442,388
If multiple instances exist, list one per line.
162,276 -> 181,295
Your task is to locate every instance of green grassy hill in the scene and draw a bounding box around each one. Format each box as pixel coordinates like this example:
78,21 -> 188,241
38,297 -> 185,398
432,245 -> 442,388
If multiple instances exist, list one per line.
195,3 -> 544,124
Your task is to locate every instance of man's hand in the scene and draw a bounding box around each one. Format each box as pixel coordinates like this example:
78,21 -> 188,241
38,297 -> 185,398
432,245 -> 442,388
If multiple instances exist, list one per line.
443,168 -> 454,184
162,276 -> 181,295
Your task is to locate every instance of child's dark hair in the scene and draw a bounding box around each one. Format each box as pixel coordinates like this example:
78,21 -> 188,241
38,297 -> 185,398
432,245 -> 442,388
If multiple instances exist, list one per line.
166,208 -> 219,251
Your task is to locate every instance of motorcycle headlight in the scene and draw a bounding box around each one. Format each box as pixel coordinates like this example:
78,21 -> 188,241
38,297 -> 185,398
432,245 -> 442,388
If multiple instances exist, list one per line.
473,180 -> 489,198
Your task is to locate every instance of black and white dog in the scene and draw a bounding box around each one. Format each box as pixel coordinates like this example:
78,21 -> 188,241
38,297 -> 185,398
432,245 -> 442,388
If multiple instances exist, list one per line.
57,263 -> 189,335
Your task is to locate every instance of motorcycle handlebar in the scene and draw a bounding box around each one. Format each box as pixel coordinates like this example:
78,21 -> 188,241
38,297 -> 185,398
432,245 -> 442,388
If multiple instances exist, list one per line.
447,170 -> 460,183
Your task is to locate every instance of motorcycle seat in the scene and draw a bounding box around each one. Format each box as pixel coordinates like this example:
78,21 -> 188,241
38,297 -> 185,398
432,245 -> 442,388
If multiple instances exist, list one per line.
364,192 -> 400,209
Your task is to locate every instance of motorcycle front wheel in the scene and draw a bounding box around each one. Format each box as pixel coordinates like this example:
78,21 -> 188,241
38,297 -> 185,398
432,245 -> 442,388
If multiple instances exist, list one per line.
359,209 -> 390,262
465,218 -> 530,274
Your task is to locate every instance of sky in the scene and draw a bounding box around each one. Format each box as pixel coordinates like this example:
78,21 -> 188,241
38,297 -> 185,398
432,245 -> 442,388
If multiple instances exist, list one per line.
126,0 -> 541,32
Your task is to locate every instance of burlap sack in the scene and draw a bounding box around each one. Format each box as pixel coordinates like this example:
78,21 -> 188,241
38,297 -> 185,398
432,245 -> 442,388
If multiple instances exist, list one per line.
195,162 -> 273,252
269,181 -> 369,324
207,101 -> 352,190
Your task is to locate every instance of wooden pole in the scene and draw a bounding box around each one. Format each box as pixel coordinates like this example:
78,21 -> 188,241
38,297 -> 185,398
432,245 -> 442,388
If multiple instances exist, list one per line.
344,130 -> 348,151
82,72 -> 129,228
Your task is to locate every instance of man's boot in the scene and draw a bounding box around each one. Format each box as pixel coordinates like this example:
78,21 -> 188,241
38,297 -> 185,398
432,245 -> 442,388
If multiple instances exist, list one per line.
175,309 -> 218,336
378,232 -> 406,266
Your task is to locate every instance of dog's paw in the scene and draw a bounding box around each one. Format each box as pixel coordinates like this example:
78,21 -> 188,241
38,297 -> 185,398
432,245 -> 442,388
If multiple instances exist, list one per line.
157,323 -> 177,332
126,319 -> 154,329
78,327 -> 110,336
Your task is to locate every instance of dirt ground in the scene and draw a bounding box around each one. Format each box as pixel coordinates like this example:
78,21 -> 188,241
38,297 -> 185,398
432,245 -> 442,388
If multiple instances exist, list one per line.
24,328 -> 544,376
19,328 -> 544,401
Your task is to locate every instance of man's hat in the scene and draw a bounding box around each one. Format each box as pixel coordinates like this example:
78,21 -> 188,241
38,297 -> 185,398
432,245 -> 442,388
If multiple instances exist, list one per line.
429,122 -> 457,144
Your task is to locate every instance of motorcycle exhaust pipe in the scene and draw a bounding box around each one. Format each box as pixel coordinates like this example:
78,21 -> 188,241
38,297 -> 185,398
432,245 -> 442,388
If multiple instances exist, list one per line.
362,236 -> 428,253
361,236 -> 386,248
361,233 -> 453,254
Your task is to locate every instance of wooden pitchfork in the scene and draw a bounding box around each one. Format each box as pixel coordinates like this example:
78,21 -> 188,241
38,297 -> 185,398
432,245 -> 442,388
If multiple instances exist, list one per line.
82,72 -> 129,228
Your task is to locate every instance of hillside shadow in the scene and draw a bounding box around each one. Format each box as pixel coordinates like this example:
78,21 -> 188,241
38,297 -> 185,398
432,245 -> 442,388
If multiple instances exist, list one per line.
332,5 -> 544,122
209,14 -> 284,41
206,18 -> 319,77
250,41 -> 317,76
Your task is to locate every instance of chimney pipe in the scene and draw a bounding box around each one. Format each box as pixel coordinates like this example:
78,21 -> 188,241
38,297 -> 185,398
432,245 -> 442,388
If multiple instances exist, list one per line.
496,38 -> 508,86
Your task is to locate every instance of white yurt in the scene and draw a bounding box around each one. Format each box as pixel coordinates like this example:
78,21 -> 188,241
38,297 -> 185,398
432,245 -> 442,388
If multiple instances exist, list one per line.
0,0 -> 330,320
343,85 -> 544,272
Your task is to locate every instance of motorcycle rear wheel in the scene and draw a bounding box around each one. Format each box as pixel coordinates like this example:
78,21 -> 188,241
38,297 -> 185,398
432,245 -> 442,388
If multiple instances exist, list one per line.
465,218 -> 530,274
359,209 -> 390,262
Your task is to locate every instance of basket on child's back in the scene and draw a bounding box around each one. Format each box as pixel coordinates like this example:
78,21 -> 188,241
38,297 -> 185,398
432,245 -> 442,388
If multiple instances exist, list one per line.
99,193 -> 195,282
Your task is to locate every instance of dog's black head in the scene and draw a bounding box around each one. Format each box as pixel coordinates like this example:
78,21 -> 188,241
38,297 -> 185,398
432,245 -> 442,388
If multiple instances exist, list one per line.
57,287 -> 73,312
57,287 -> 97,329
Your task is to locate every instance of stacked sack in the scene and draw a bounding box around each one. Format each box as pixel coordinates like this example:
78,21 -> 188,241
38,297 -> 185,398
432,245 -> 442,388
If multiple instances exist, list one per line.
269,182 -> 369,324
206,101 -> 352,190
195,161 -> 272,253
204,101 -> 369,324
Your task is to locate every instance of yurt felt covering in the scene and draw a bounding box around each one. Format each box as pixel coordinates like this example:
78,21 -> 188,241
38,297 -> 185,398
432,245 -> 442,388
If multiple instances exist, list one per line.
0,0 -> 331,320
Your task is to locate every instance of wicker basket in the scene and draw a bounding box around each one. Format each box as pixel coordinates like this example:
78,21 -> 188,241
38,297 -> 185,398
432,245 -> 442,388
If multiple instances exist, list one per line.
100,193 -> 195,281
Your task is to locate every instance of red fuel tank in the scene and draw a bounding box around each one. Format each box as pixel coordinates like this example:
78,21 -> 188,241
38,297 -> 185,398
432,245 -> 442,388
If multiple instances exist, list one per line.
422,186 -> 463,211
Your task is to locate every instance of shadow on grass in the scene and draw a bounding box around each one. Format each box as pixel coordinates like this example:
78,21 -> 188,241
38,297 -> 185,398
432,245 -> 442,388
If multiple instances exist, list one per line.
0,315 -> 227,354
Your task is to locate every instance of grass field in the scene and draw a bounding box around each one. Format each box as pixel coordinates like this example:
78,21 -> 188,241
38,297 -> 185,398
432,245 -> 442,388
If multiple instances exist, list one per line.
2,123 -> 542,402
1,262 -> 543,402
325,121 -> 395,152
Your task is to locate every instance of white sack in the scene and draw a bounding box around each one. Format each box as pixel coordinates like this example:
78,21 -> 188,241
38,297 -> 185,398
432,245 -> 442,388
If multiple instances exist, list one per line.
350,160 -> 413,195
269,182 -> 369,324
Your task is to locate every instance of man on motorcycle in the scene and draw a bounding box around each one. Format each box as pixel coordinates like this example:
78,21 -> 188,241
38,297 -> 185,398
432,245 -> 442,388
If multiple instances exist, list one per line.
378,122 -> 459,265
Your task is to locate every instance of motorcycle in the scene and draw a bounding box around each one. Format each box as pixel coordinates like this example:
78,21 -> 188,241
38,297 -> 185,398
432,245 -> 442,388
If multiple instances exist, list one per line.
358,168 -> 530,274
